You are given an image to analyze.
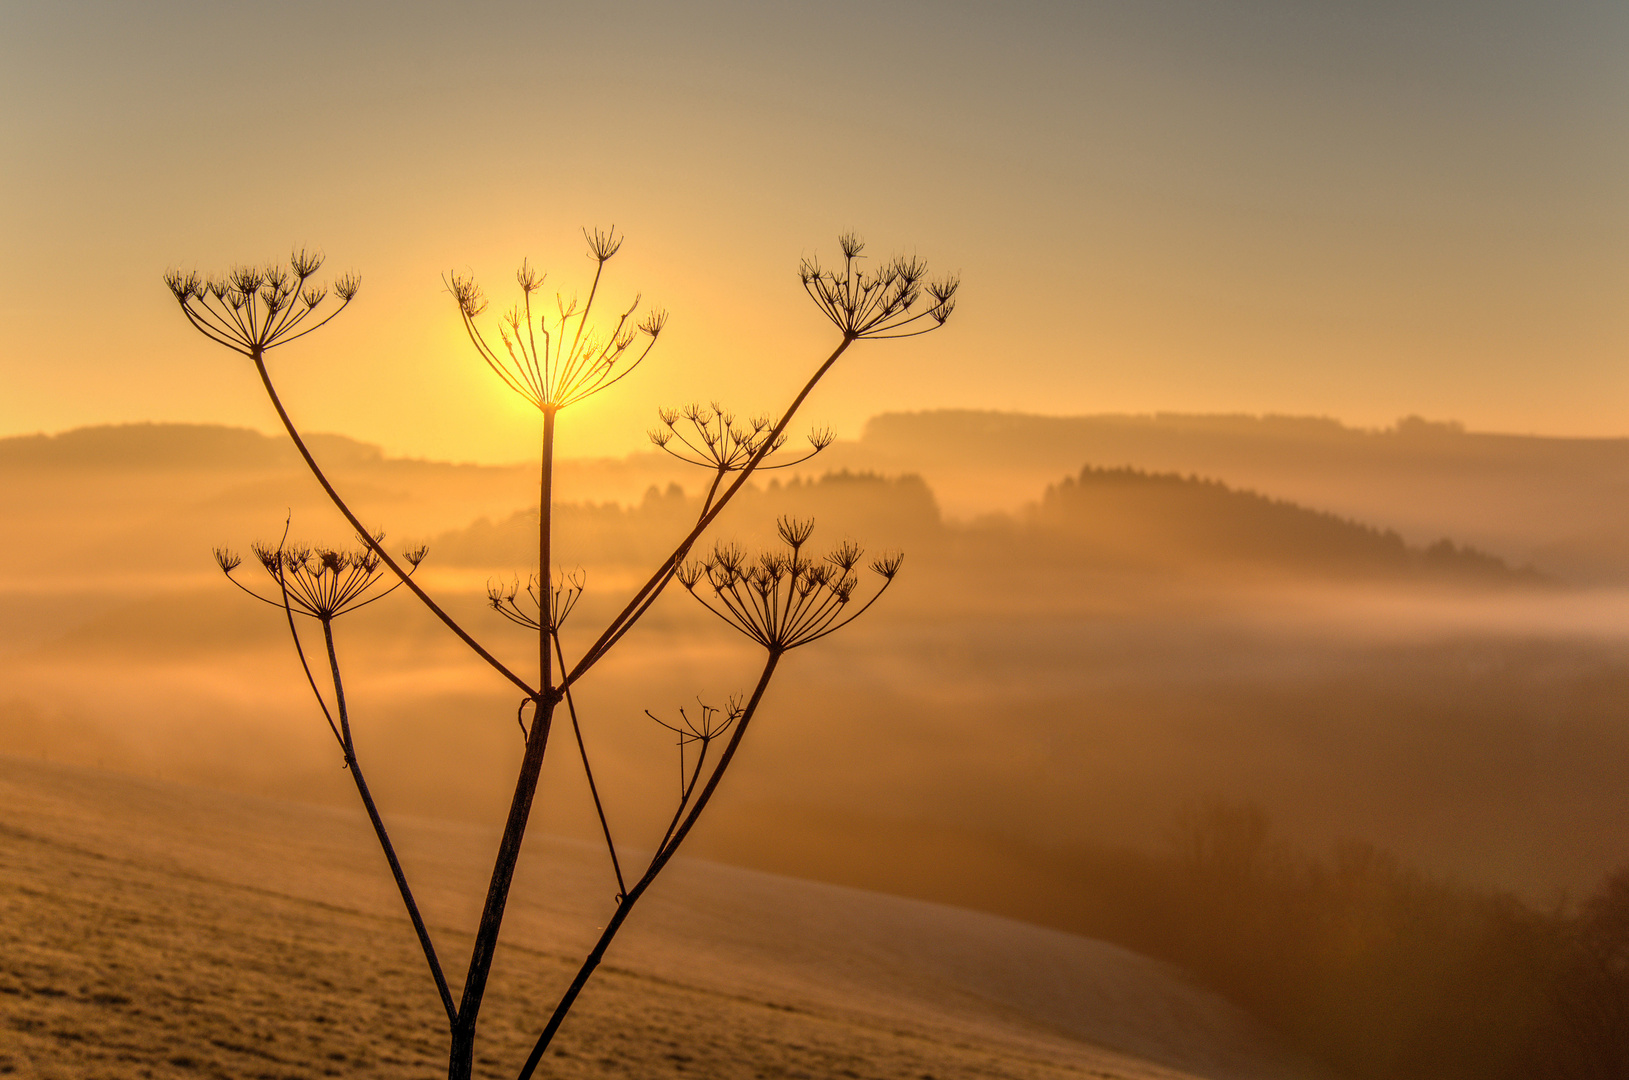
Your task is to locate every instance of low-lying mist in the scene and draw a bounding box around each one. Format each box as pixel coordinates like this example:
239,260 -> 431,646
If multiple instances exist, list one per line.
7,420 -> 1629,1077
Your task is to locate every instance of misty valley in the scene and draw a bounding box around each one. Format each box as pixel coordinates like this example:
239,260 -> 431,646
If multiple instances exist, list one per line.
4,412 -> 1629,1076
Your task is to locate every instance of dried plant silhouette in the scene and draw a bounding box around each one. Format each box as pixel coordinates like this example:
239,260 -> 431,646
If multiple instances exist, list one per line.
165,232 -> 956,1079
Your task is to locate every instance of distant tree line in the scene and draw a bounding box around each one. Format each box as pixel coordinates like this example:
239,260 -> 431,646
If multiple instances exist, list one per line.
1034,466 -> 1544,582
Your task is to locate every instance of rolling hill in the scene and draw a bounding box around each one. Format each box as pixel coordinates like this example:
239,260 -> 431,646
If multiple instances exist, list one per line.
0,755 -> 1316,1080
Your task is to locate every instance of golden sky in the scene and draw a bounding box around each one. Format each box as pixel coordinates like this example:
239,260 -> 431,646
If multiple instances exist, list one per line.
3,0 -> 1626,462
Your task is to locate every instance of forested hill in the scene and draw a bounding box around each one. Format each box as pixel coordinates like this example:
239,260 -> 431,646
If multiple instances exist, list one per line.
1026,466 -> 1540,583
0,421 -> 1539,588
838,410 -> 1629,582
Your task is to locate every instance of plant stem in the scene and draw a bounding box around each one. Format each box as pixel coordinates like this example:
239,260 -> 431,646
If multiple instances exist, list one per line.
540,408 -> 555,695
250,348 -> 536,698
450,695 -> 557,1078
564,337 -> 854,687
555,633 -> 626,898
514,650 -> 781,1079
322,618 -> 457,1026
450,404 -> 561,1077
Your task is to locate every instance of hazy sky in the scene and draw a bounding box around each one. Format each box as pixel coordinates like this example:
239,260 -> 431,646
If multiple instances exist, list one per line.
3,0 -> 1626,462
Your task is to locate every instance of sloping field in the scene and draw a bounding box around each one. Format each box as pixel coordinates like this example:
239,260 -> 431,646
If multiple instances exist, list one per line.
0,757 -> 1317,1080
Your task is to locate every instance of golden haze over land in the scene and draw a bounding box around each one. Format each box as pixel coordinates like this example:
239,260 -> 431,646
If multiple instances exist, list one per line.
4,1 -> 1629,1078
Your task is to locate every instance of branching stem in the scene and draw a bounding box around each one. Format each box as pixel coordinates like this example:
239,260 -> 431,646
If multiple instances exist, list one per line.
451,399 -> 561,1073
564,338 -> 854,686
452,693 -> 557,1071
250,349 -> 537,698
514,649 -> 782,1079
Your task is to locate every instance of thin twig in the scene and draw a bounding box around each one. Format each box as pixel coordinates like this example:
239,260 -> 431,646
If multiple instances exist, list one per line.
554,632 -> 626,898
250,350 -> 537,698
320,618 -> 458,1026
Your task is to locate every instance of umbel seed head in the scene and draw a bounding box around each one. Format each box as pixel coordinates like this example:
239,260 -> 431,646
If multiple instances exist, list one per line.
585,226 -> 624,263
800,233 -> 958,341
217,533 -> 423,620
776,516 -> 815,548
488,569 -> 585,632
165,249 -> 360,357
650,403 -> 830,476
447,228 -> 665,412
679,521 -> 902,652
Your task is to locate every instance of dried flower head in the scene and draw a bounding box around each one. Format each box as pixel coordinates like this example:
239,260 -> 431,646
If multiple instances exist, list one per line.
446,228 -> 664,411
649,401 -> 830,478
776,515 -> 815,548
488,570 -> 585,633
585,226 -> 624,263
646,697 -> 744,796
648,696 -> 740,745
164,248 -> 360,357
217,534 -> 423,620
677,522 -> 902,652
800,234 -> 957,340
869,550 -> 905,579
